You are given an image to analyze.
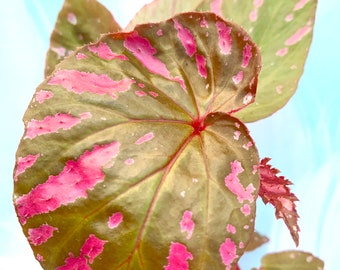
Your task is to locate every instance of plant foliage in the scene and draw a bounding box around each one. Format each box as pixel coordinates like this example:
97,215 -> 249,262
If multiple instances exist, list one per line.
13,0 -> 323,269
127,0 -> 317,122
14,11 -> 262,269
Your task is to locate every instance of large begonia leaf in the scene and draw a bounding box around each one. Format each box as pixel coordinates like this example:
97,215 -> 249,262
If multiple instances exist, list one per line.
260,250 -> 324,270
44,0 -> 121,77
14,12 -> 261,269
127,0 -> 317,122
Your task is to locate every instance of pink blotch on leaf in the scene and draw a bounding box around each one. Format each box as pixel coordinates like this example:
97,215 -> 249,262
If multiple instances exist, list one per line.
28,224 -> 58,246
285,26 -> 311,46
240,204 -> 251,216
254,0 -> 264,8
124,31 -> 170,78
180,210 -> 195,240
276,85 -> 283,94
224,160 -> 256,203
294,0 -> 309,11
226,224 -> 236,234
232,71 -> 243,85
88,42 -> 128,61
249,0 -> 263,22
25,112 -> 91,139
285,14 -> 294,22
57,256 -> 90,270
36,254 -> 44,262
219,238 -> 238,268
174,19 -> 197,57
200,17 -> 208,28
249,10 -> 258,22
135,90 -> 147,97
76,53 -> 87,59
216,21 -> 232,55
149,91 -> 159,97
239,242 -> 245,249
242,44 -> 252,68
210,0 -> 222,16
57,234 -> 107,269
157,29 -> 163,36
124,31 -> 186,92
108,212 -> 123,229
67,12 -> 77,25
233,131 -> 241,141
135,132 -> 154,145
164,242 -> 193,270
52,47 -> 66,58
15,141 -> 120,224
124,158 -> 135,165
138,83 -> 145,88
48,70 -> 135,99
243,141 -> 253,150
15,154 -> 41,181
243,93 -> 253,105
81,234 -> 107,264
35,90 -> 54,104
196,54 -> 207,79
276,47 -> 289,57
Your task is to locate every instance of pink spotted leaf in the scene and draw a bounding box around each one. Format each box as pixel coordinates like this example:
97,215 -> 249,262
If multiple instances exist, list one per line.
44,0 -> 121,77
127,0 -> 318,122
259,158 -> 300,246
14,12 -> 261,269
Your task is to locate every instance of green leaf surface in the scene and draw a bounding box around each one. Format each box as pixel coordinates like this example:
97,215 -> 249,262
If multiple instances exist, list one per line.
127,0 -> 317,122
14,13 -> 261,269
245,231 -> 269,252
260,250 -> 324,270
44,0 -> 121,77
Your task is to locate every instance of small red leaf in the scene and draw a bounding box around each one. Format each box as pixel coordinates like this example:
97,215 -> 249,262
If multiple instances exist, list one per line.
258,158 -> 300,246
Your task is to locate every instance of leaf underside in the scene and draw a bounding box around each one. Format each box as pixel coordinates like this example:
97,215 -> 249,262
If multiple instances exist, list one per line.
127,0 -> 317,122
44,0 -> 121,77
14,13 -> 261,269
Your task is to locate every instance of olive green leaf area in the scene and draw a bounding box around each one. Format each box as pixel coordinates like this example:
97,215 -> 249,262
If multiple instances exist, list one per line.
44,0 -> 121,77
245,231 -> 269,252
127,0 -> 317,122
14,13 -> 261,269
260,250 -> 324,270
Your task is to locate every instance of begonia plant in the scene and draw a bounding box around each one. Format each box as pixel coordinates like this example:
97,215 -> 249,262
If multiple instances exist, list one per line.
13,0 -> 324,269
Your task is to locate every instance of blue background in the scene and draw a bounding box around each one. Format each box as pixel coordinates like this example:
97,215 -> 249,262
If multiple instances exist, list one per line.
1,0 -> 339,269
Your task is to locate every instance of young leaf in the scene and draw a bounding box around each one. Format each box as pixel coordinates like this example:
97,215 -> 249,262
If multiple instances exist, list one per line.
258,158 -> 300,246
127,0 -> 317,122
44,0 -> 121,77
14,12 -> 261,269
260,250 -> 324,270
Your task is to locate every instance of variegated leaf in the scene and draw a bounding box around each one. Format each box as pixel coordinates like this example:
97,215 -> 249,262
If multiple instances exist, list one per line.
14,13 -> 261,269
127,0 -> 317,122
44,0 -> 121,77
